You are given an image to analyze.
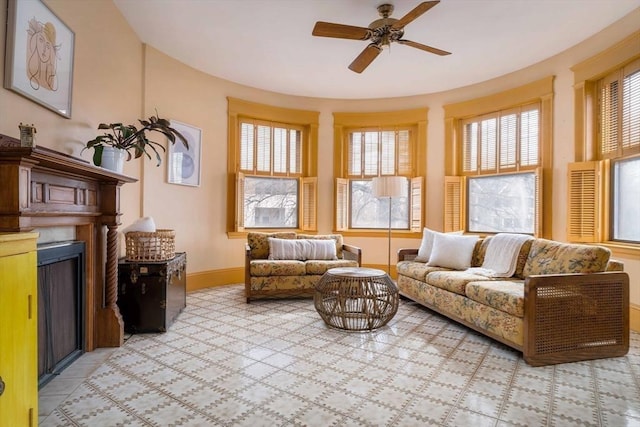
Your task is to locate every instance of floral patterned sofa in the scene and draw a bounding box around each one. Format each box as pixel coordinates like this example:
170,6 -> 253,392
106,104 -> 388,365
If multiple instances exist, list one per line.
245,232 -> 361,302
397,235 -> 629,366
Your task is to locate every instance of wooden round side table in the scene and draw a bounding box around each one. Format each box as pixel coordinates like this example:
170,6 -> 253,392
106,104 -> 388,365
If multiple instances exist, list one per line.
314,267 -> 399,331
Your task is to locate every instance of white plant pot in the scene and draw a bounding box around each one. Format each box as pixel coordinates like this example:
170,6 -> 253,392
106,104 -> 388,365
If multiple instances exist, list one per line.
101,147 -> 126,173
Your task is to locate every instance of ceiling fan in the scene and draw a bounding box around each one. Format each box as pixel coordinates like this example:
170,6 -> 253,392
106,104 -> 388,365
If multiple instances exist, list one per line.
312,1 -> 451,73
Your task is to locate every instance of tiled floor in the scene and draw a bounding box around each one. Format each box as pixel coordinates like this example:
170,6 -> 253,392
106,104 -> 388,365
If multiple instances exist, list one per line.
40,284 -> 640,426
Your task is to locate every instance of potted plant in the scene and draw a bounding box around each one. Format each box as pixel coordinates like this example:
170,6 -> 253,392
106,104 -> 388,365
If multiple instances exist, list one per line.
84,113 -> 189,173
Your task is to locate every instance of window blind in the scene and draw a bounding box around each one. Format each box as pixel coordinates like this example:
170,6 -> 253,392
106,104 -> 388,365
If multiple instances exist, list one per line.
463,122 -> 478,173
599,59 -> 640,159
461,104 -> 540,175
500,114 -> 517,169
380,131 -> 395,175
480,117 -> 497,172
347,129 -> 412,177
240,122 -> 253,171
398,130 -> 411,175
273,127 -> 287,173
239,120 -> 302,175
520,108 -> 539,167
289,129 -> 301,174
256,125 -> 271,172
363,132 -> 379,176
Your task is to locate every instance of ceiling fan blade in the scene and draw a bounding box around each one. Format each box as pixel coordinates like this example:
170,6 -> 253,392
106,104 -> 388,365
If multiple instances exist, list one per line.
398,39 -> 451,56
312,22 -> 371,40
348,44 -> 382,73
392,1 -> 440,30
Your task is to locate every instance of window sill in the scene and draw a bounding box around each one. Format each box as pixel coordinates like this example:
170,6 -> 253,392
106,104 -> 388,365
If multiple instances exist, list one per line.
333,230 -> 422,239
599,242 -> 640,259
228,229 -> 323,239
229,230 -> 424,239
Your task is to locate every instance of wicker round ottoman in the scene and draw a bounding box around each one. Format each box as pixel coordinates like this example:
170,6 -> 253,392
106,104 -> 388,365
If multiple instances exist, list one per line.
314,267 -> 399,331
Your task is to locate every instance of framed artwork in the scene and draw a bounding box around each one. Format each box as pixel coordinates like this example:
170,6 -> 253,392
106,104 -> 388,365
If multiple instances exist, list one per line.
168,120 -> 202,187
4,0 -> 75,118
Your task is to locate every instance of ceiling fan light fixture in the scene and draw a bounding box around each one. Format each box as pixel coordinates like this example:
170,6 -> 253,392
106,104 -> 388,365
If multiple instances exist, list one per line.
380,34 -> 391,49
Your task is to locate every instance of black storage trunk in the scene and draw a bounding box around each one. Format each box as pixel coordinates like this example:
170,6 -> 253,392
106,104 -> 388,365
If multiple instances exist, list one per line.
117,252 -> 186,333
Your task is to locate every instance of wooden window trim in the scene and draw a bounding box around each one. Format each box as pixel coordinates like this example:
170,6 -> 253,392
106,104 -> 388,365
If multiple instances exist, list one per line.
332,108 -> 428,236
572,31 -> 640,162
227,98 -> 319,235
570,31 -> 640,247
443,77 -> 553,238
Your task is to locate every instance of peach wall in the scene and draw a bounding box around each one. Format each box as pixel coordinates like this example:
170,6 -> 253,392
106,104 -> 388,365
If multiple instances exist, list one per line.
1,1 -> 638,307
0,0 -> 143,229
139,9 -> 640,305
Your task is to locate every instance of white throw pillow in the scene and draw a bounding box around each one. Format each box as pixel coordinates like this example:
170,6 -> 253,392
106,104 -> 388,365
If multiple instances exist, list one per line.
268,238 -> 299,260
268,238 -> 337,261
414,228 -> 463,262
427,233 -> 479,270
299,239 -> 337,260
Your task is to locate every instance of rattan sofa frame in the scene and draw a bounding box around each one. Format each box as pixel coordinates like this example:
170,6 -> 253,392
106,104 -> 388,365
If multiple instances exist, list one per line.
397,248 -> 630,366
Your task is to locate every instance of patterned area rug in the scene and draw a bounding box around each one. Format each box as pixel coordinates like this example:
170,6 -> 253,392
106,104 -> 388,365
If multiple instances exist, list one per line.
41,285 -> 640,426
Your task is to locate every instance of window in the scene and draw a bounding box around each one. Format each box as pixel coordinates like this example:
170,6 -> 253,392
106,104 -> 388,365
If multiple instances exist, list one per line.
467,172 -> 537,234
333,109 -> 427,234
460,105 -> 541,234
601,60 -> 640,243
238,121 -> 302,229
611,157 -> 640,242
243,176 -> 298,228
227,98 -> 319,234
342,130 -> 417,231
443,77 -> 552,236
569,35 -> 639,247
348,130 -> 410,229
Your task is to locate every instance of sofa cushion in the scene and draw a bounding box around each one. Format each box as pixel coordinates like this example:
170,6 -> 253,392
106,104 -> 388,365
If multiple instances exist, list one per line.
427,233 -> 479,270
297,234 -> 344,259
305,259 -> 359,275
250,275 -> 319,292
513,239 -> 534,279
250,260 -> 306,277
268,238 -> 337,260
397,275 -> 524,346
425,270 -> 493,295
607,259 -> 625,271
465,280 -> 525,318
471,237 -> 490,267
248,232 -> 297,260
397,261 -> 449,282
522,239 -> 611,276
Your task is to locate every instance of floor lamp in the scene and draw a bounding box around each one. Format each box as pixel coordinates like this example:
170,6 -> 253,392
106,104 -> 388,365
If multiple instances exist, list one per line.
372,176 -> 407,275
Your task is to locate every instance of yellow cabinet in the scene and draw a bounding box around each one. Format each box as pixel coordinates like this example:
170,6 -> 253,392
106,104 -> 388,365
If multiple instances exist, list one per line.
0,232 -> 38,427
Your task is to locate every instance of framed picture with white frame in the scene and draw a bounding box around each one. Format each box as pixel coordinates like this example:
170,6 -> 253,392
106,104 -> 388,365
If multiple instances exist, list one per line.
167,120 -> 202,187
4,0 -> 75,118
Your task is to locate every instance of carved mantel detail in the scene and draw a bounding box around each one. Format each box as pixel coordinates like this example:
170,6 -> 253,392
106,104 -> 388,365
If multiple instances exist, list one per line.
0,134 -> 137,350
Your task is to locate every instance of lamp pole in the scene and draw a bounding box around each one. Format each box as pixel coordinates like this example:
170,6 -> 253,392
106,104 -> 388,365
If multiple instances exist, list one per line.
372,176 -> 406,278
387,195 -> 392,275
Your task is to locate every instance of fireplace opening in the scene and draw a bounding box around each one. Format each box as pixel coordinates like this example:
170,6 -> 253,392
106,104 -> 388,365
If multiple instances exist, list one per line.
37,241 -> 85,388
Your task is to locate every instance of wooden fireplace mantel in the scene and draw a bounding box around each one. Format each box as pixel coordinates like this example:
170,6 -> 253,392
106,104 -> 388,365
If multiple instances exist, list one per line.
0,134 -> 137,350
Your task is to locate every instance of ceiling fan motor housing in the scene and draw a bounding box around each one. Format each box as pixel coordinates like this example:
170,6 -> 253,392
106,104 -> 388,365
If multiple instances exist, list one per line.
370,4 -> 404,46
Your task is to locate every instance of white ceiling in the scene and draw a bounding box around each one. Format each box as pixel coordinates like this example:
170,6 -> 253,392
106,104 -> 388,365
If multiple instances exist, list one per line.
114,0 -> 640,100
